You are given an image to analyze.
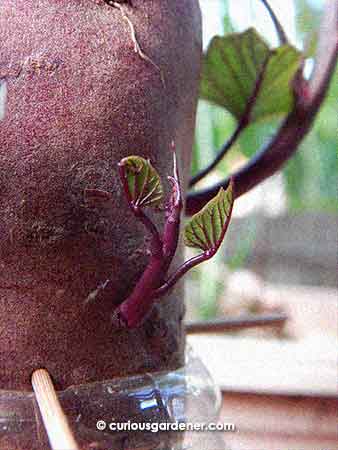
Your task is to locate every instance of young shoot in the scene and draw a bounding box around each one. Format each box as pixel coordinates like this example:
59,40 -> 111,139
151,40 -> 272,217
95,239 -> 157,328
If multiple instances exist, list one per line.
113,148 -> 234,328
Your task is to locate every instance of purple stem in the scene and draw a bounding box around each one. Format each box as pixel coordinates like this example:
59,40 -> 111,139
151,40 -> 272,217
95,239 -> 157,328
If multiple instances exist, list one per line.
135,207 -> 163,256
118,162 -> 163,255
116,253 -> 165,328
155,180 -> 234,298
153,252 -> 212,299
186,1 -> 338,216
189,55 -> 270,187
162,152 -> 183,270
116,152 -> 184,327
260,0 -> 288,45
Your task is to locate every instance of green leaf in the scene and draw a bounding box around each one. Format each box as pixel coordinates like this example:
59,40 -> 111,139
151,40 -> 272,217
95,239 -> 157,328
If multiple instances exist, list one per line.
184,182 -> 234,252
238,118 -> 281,158
200,28 -> 301,122
119,156 -> 163,208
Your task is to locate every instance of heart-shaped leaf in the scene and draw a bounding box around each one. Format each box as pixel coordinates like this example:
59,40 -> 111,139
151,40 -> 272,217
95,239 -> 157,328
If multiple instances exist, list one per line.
184,181 -> 234,252
200,28 -> 301,122
119,156 -> 163,208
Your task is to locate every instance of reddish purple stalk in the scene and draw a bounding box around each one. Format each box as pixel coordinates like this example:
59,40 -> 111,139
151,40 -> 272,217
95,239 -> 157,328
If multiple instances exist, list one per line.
114,1 -> 337,327
154,179 -> 234,299
189,56 -> 270,187
186,1 -> 338,215
115,153 -> 183,328
189,0 -> 288,189
259,0 -> 288,45
115,154 -> 234,328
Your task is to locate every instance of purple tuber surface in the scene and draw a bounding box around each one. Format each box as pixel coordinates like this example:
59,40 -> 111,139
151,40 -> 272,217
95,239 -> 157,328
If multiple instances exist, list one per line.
0,0 -> 202,391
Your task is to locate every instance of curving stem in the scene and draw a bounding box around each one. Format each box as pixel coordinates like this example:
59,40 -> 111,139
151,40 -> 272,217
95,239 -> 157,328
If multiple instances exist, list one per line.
189,55 -> 270,187
186,0 -> 338,216
115,150 -> 184,328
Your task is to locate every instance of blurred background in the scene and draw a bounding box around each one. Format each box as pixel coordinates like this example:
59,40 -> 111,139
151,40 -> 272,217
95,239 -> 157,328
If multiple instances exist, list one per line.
186,3 -> 337,447
185,0 -> 337,341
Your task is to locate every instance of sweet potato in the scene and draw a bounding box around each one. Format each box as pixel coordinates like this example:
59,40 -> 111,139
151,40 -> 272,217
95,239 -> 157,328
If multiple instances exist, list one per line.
0,0 -> 202,390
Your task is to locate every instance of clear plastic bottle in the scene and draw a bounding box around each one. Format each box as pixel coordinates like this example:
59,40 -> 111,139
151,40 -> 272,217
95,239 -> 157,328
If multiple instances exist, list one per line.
0,347 -> 224,449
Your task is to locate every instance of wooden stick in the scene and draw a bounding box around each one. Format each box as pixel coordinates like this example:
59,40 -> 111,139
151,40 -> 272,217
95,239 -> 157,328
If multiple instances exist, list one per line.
185,313 -> 287,335
32,369 -> 79,450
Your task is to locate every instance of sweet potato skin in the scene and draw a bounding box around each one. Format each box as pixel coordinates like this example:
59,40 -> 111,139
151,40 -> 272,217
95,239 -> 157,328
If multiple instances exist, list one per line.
0,0 -> 202,390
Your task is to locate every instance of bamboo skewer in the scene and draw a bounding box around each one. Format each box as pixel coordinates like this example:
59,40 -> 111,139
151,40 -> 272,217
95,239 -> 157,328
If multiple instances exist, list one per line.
29,315 -> 286,449
32,369 -> 80,450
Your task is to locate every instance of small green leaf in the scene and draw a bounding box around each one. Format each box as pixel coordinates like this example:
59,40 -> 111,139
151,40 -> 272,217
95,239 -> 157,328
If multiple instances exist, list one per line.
184,182 -> 234,252
119,156 -> 163,208
200,28 -> 301,122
